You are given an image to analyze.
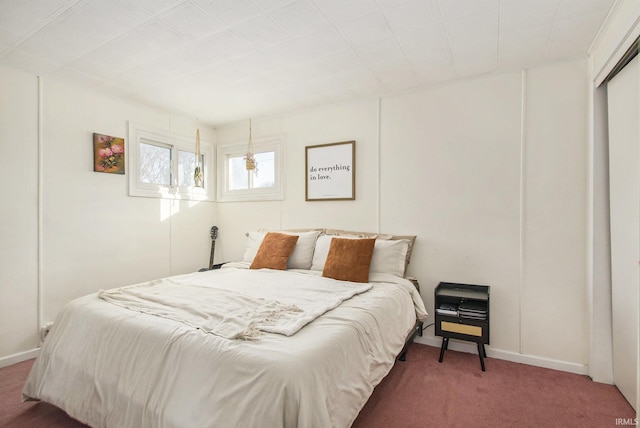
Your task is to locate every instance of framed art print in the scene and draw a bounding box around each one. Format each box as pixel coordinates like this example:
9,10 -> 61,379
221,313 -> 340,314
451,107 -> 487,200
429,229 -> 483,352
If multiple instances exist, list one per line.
94,133 -> 125,174
305,141 -> 355,201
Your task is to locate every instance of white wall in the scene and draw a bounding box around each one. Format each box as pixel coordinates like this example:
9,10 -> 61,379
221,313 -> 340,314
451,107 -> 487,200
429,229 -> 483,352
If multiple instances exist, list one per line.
215,99 -> 380,262
0,66 -> 39,360
217,58 -> 590,371
380,60 -> 588,367
1,56 -> 593,372
380,72 -> 523,355
521,60 -> 588,364
0,66 -> 216,364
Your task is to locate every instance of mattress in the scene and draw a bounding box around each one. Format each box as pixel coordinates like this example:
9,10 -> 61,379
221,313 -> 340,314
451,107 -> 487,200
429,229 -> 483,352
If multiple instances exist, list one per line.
23,267 -> 427,428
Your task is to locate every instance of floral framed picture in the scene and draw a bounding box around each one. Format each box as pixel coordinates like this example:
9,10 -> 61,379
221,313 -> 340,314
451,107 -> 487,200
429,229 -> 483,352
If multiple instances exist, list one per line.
93,133 -> 125,174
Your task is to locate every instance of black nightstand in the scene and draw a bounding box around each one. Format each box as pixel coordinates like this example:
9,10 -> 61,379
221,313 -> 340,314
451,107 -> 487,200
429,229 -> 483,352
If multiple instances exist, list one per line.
435,282 -> 490,371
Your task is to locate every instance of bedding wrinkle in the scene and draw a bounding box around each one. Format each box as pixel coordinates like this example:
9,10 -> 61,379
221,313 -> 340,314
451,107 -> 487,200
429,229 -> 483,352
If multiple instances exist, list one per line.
99,279 -> 302,340
99,270 -> 372,339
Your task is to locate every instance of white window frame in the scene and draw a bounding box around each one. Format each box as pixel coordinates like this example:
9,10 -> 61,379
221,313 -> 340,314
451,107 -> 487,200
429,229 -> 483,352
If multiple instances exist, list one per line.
128,122 -> 215,201
217,135 -> 284,202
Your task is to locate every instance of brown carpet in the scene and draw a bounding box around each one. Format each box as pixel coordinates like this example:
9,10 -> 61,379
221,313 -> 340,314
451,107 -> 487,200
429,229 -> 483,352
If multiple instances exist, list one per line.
1,343 -> 634,428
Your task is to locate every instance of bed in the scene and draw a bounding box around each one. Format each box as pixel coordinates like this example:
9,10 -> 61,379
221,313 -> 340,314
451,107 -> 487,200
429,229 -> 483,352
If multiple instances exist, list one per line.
23,229 -> 428,428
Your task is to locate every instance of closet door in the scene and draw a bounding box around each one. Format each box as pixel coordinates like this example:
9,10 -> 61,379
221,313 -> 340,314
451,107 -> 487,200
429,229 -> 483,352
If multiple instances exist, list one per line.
608,55 -> 640,411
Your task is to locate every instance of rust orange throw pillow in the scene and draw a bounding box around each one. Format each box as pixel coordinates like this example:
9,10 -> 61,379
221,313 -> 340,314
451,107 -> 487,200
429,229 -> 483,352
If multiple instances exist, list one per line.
322,238 -> 376,283
250,232 -> 299,270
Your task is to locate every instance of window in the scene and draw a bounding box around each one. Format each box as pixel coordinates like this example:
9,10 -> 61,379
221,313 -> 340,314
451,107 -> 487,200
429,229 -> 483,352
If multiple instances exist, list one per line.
217,137 -> 283,202
177,150 -> 204,188
139,142 -> 171,186
128,122 -> 214,201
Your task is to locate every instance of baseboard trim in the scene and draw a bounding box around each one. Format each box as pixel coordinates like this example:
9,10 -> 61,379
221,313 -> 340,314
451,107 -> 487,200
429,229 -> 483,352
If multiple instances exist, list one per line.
415,336 -> 588,376
0,348 -> 41,369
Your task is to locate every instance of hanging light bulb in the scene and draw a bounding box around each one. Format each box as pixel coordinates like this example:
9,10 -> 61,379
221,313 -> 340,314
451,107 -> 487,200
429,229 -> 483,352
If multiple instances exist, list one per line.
245,118 -> 258,173
194,128 -> 203,187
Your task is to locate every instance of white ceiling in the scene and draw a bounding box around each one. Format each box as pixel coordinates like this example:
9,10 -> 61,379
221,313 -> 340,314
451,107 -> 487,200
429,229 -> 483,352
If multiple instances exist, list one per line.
0,0 -> 616,126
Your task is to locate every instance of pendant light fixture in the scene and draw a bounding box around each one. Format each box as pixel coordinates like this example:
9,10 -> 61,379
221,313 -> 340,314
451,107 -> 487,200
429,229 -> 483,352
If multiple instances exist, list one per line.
245,118 -> 257,173
194,128 -> 203,187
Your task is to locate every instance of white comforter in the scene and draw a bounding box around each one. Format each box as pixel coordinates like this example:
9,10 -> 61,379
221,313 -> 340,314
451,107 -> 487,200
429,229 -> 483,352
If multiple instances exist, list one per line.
98,269 -> 372,339
23,267 -> 427,428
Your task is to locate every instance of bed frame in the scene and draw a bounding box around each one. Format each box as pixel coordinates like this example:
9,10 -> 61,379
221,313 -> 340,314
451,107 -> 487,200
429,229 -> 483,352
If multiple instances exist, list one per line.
398,319 -> 424,361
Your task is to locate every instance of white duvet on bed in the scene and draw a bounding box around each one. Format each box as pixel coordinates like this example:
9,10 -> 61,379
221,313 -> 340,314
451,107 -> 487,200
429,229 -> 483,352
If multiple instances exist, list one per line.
23,267 -> 427,428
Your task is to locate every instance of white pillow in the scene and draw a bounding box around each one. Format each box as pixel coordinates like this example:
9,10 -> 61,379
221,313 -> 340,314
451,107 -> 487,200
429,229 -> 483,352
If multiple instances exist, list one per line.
370,239 -> 410,277
243,231 -> 321,270
310,235 -> 409,277
309,235 -> 333,271
242,231 -> 266,263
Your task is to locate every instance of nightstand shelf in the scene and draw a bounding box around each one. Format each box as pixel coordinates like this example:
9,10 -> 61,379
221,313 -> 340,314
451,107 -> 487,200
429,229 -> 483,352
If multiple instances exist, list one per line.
435,282 -> 490,371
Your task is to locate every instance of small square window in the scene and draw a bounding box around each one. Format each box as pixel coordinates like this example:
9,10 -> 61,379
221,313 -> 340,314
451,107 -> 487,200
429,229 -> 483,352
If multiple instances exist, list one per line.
139,142 -> 171,186
253,151 -> 275,188
229,156 -> 249,191
178,150 -> 204,188
217,138 -> 283,202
